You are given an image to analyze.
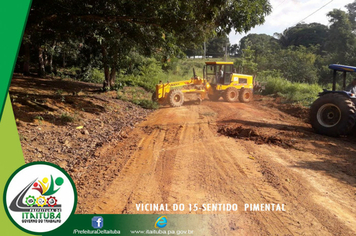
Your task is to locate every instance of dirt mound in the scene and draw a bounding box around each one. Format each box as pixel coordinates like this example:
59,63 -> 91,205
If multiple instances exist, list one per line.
277,103 -> 309,120
10,75 -> 154,213
218,125 -> 294,148
254,95 -> 310,121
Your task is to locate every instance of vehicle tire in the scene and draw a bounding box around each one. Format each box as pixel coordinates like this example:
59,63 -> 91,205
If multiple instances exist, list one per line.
168,89 -> 184,107
310,93 -> 356,136
223,87 -> 239,102
208,93 -> 220,101
239,89 -> 253,103
151,91 -> 158,102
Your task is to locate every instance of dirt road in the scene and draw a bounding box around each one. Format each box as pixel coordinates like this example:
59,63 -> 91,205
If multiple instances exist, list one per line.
85,99 -> 356,235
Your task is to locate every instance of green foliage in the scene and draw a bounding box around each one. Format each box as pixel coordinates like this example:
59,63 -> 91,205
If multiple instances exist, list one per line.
235,46 -> 258,75
34,115 -> 44,121
206,35 -> 230,58
238,34 -> 280,59
116,56 -> 205,92
20,0 -> 272,88
257,70 -> 282,79
260,76 -> 322,105
131,99 -> 159,110
82,68 -> 105,84
116,87 -> 159,109
275,23 -> 329,50
56,89 -> 64,95
60,113 -> 75,123
273,46 -> 319,83
253,45 -> 319,83
117,57 -> 165,92
326,9 -> 356,65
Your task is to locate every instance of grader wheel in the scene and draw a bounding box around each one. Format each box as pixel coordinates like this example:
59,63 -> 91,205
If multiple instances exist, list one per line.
223,87 -> 239,102
168,90 -> 184,107
239,89 -> 253,103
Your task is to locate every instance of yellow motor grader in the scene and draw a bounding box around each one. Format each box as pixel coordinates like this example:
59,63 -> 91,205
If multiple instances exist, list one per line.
153,62 -> 254,107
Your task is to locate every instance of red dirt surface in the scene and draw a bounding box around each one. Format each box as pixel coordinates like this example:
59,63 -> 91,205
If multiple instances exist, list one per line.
10,75 -> 356,235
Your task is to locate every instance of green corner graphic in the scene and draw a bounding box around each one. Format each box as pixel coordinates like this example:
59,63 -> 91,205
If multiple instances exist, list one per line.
0,0 -> 32,121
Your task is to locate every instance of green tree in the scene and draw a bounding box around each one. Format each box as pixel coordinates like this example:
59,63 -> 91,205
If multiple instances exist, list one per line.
235,46 -> 258,75
206,35 -> 230,58
238,34 -> 280,67
326,9 -> 356,64
346,1 -> 356,30
21,0 -> 272,88
270,46 -> 318,83
275,23 -> 328,51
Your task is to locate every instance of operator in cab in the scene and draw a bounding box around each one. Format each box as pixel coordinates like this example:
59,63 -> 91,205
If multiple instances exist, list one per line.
345,79 -> 356,94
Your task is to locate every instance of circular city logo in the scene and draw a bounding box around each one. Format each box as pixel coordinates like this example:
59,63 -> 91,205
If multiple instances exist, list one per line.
3,162 -> 77,234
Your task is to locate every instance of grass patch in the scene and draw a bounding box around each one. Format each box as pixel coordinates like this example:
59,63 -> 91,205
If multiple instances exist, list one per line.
34,115 -> 44,124
34,115 -> 44,121
260,76 -> 323,106
131,99 -> 159,109
117,86 -> 159,109
60,112 -> 75,123
56,89 -> 64,95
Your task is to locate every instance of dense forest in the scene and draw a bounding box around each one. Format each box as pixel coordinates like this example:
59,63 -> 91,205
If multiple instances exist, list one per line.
14,0 -> 356,104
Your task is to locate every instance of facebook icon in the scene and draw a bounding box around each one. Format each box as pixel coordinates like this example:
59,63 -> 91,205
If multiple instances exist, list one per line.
92,216 -> 104,229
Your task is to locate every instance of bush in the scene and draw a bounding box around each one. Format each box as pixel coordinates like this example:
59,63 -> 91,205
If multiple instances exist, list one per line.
116,58 -> 206,92
116,86 -> 159,109
262,76 -> 322,105
60,112 -> 75,123
259,46 -> 319,84
81,67 -> 105,84
132,99 -> 159,109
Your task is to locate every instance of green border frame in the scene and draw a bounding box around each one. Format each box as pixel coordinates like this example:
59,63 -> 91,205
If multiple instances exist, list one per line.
3,161 -> 78,235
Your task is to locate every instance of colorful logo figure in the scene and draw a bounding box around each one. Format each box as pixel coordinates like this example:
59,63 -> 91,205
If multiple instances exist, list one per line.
32,176 -> 63,196
92,216 -> 104,229
155,216 -> 167,228
26,175 -> 63,207
9,175 -> 64,211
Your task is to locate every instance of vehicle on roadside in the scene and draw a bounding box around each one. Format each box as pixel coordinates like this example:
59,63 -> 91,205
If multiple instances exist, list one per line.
152,61 -> 254,107
310,64 -> 356,136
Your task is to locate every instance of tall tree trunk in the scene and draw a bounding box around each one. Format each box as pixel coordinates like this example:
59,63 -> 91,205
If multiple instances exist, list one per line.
101,45 -> 110,90
109,51 -> 118,88
44,49 -> 48,68
110,67 -> 116,88
49,54 -> 53,73
49,41 -> 56,73
38,46 -> 45,77
23,43 -> 30,75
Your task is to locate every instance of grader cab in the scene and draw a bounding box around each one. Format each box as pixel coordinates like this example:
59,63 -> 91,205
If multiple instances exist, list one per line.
204,62 -> 253,103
